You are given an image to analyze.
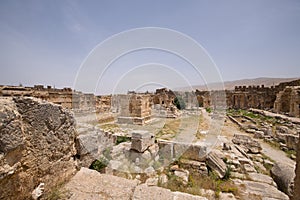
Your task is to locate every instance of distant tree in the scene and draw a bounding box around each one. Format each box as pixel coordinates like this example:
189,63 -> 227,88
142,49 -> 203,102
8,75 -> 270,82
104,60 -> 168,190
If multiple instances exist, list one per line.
174,96 -> 186,110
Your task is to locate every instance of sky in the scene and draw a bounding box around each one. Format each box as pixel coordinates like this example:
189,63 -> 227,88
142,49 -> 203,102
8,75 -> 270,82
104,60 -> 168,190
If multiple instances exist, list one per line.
0,0 -> 300,94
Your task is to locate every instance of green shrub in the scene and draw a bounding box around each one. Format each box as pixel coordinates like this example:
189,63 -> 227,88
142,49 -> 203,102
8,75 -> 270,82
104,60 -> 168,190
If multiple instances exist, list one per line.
174,96 -> 186,110
205,107 -> 212,113
116,136 -> 131,145
89,157 -> 108,172
223,166 -> 231,181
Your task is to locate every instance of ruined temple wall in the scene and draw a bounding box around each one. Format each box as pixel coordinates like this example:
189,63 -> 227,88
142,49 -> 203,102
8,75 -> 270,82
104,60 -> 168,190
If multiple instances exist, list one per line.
117,94 -> 152,125
289,88 -> 300,117
0,85 -> 99,111
96,95 -> 112,113
129,94 -> 152,118
274,86 -> 300,117
196,85 -> 278,110
153,88 -> 175,107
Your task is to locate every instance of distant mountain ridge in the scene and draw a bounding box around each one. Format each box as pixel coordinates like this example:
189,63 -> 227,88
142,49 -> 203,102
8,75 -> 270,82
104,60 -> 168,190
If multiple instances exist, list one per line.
176,77 -> 300,91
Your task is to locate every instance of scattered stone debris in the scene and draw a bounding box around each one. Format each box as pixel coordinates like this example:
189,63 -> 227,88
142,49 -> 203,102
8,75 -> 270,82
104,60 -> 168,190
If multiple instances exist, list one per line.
206,151 -> 227,178
31,183 -> 45,200
232,134 -> 262,154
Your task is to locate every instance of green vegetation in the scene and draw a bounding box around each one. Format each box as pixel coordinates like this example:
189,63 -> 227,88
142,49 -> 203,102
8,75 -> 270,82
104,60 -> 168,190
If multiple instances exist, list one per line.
116,135 -> 131,145
227,109 -> 279,125
205,107 -> 212,113
159,161 -> 238,199
174,96 -> 186,110
44,182 -> 69,200
264,140 -> 297,159
285,149 -> 296,159
100,123 -> 120,133
89,157 -> 109,172
223,166 -> 232,181
156,114 -> 206,141
103,147 -> 112,160
156,118 -> 181,139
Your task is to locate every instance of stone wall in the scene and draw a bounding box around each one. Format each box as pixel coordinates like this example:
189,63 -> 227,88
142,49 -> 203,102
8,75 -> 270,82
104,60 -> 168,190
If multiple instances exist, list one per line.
0,97 -> 77,199
195,79 -> 300,112
117,94 -> 152,125
0,85 -> 97,110
274,86 -> 300,117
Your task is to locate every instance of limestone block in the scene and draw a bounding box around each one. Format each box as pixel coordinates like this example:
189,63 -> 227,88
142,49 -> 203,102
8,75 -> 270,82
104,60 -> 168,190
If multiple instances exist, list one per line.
271,162 -> 295,198
207,151 -> 227,178
131,131 -> 155,153
0,97 -> 77,200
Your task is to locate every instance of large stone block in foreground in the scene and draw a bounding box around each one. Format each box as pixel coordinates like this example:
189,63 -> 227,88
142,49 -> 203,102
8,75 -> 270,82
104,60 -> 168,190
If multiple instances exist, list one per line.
64,167 -> 208,200
131,131 -> 155,153
0,97 -> 77,200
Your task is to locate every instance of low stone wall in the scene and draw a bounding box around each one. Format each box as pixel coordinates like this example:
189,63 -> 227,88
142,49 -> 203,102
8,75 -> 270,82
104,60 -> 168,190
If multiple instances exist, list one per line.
157,140 -> 207,162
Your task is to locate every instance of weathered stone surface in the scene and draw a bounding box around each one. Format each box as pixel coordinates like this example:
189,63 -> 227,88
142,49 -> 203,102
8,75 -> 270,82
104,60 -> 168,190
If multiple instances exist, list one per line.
174,143 -> 207,162
254,130 -> 264,139
232,134 -> 262,154
64,168 -> 208,200
75,129 -> 115,167
234,179 -> 289,200
117,94 -> 152,125
219,192 -> 237,200
207,151 -> 227,178
174,169 -> 189,184
247,173 -> 277,186
0,97 -> 77,200
271,162 -> 295,198
64,167 -> 139,199
243,163 -> 256,173
131,131 -> 155,153
133,184 -> 207,200
180,159 -> 208,175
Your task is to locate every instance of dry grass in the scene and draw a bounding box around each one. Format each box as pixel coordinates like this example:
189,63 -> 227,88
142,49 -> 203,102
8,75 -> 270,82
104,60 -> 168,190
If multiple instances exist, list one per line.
156,118 -> 181,139
159,161 -> 239,199
156,114 -> 210,141
100,123 -> 120,132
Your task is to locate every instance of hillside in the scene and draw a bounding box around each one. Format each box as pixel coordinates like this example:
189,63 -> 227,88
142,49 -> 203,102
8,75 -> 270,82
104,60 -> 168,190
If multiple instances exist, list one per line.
176,77 -> 300,91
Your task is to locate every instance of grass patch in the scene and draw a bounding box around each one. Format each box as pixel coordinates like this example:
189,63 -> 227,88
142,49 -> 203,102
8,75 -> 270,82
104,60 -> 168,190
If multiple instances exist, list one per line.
159,163 -> 238,199
206,107 -> 212,113
285,149 -> 296,159
44,182 -> 70,200
89,157 -> 109,173
100,123 -> 120,132
156,114 -> 209,141
227,109 -> 279,125
116,135 -> 131,145
156,118 -> 181,139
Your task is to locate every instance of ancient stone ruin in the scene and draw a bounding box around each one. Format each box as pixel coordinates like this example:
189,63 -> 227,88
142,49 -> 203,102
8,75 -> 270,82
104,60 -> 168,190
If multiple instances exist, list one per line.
0,97 -> 77,199
1,78 -> 300,200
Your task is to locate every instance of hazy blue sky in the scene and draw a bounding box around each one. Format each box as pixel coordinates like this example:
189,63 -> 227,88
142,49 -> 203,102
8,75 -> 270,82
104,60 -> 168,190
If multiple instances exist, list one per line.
0,0 -> 300,94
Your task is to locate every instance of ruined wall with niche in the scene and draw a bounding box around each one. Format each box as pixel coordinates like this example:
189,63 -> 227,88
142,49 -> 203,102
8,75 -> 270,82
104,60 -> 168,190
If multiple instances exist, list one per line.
152,88 -> 175,107
274,86 -> 300,117
194,79 -> 300,114
152,88 -> 181,118
228,85 -> 277,110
